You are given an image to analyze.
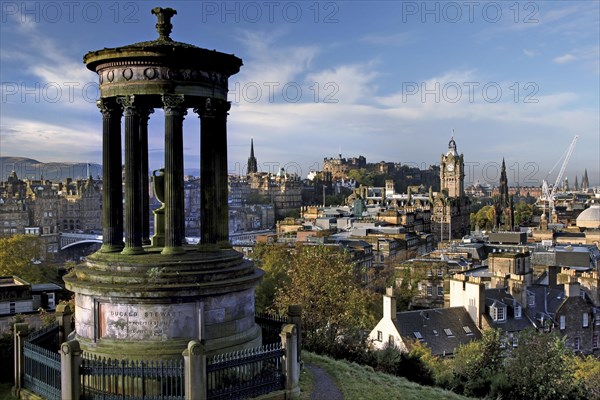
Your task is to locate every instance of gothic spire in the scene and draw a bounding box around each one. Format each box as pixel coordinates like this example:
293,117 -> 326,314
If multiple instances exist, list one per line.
247,138 -> 258,174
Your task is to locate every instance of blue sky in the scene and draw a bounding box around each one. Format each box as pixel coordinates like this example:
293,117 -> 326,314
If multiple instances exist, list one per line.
1,1 -> 598,187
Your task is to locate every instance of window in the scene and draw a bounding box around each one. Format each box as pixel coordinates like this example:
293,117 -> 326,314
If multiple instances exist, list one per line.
389,335 -> 395,345
514,305 -> 522,319
377,331 -> 382,341
432,330 -> 439,336
444,328 -> 454,337
437,269 -> 443,277
574,337 -> 580,351
560,315 -> 566,330
593,334 -> 599,349
426,286 -> 433,297
437,286 -> 444,296
583,313 -> 589,328
413,331 -> 423,340
512,335 -> 519,347
528,292 -> 535,307
463,326 -> 473,335
492,305 -> 506,322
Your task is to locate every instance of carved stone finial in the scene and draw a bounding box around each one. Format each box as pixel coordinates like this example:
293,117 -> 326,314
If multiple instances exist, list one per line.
151,7 -> 177,41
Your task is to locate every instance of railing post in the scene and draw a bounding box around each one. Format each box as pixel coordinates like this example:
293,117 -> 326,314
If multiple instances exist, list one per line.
61,339 -> 82,400
55,303 -> 73,345
12,323 -> 29,396
280,324 -> 300,397
183,340 -> 206,400
287,305 -> 302,363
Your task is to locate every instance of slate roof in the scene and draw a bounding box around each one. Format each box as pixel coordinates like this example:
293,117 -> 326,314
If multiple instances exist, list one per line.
483,289 -> 534,332
394,307 -> 481,356
524,284 -> 568,326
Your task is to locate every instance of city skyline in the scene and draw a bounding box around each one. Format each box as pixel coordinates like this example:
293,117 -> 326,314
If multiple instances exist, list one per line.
1,1 -> 599,186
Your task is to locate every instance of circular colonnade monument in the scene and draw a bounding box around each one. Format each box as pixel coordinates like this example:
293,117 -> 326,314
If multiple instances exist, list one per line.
64,7 -> 263,359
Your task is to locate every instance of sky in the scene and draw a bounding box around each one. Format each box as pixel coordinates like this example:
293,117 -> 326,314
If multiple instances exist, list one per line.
1,0 -> 599,188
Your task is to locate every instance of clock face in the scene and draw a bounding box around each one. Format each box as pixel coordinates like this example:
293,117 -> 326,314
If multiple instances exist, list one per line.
447,163 -> 454,172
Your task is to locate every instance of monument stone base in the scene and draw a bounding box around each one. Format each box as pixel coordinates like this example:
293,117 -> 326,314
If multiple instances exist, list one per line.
64,247 -> 263,359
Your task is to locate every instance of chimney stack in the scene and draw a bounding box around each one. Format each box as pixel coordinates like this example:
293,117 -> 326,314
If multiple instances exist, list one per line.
383,287 -> 397,321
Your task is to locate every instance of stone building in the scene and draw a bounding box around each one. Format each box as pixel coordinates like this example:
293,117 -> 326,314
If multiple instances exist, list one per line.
369,288 -> 481,356
322,153 -> 366,180
431,137 -> 471,242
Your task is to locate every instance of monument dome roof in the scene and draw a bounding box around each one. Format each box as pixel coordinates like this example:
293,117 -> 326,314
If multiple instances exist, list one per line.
576,204 -> 600,229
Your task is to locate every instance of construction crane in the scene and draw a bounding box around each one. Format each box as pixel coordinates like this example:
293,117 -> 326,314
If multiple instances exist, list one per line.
540,135 -> 579,221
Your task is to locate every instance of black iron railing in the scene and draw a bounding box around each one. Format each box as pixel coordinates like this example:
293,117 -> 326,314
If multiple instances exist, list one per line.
207,343 -> 285,400
23,340 -> 61,400
255,312 -> 289,345
80,354 -> 185,400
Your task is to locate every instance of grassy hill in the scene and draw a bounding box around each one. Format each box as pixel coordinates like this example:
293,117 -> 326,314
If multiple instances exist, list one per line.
300,351 -> 472,400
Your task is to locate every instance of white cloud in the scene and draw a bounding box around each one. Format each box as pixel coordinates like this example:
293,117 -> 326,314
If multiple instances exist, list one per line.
0,118 -> 100,162
234,29 -> 320,100
553,54 -> 576,64
523,49 -> 537,58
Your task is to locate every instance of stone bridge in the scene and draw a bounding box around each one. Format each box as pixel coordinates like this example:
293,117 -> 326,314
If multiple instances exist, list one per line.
59,233 -> 102,250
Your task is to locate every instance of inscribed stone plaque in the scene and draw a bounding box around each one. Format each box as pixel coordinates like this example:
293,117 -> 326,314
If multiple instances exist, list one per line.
99,303 -> 197,340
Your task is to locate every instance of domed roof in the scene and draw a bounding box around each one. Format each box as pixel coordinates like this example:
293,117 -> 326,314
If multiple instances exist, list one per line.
576,204 -> 600,229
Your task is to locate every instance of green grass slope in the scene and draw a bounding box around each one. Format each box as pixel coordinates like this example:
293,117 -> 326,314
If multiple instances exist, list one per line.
301,351 -> 473,400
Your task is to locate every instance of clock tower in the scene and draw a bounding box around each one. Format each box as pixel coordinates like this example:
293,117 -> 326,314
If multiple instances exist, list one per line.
440,138 -> 464,198
432,136 -> 470,242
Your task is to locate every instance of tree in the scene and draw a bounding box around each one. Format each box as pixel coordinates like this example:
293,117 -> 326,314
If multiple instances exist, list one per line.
393,262 -> 428,311
470,205 -> 495,231
273,244 -> 376,337
514,201 -> 534,226
449,328 -> 505,397
252,243 -> 292,312
0,235 -> 44,283
498,329 -> 579,400
572,355 -> 600,400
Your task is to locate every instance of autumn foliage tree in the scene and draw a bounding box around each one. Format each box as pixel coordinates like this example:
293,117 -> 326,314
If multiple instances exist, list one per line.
0,234 -> 44,283
272,244 -> 376,332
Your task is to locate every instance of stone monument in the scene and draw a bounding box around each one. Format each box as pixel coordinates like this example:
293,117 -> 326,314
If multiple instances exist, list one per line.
64,7 -> 263,359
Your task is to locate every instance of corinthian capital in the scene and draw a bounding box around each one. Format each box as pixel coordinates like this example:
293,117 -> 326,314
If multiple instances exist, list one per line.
162,94 -> 186,116
116,95 -> 138,116
97,98 -> 122,117
193,98 -> 230,119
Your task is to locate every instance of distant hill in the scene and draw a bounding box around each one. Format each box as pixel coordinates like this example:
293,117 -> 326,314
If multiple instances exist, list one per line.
1,157 -> 201,182
0,157 -> 102,182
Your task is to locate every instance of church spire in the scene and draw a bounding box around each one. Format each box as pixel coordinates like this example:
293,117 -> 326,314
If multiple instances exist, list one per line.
247,138 -> 258,174
499,158 -> 509,206
582,169 -> 589,191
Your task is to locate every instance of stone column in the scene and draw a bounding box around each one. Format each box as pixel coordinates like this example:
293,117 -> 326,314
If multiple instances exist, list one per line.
140,107 -> 154,245
195,98 -> 231,250
280,324 -> 300,397
118,95 -> 144,254
98,99 -> 123,252
287,305 -> 302,363
183,340 -> 206,400
13,323 -> 29,393
60,339 -> 82,400
162,94 -> 186,255
55,303 -> 73,345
